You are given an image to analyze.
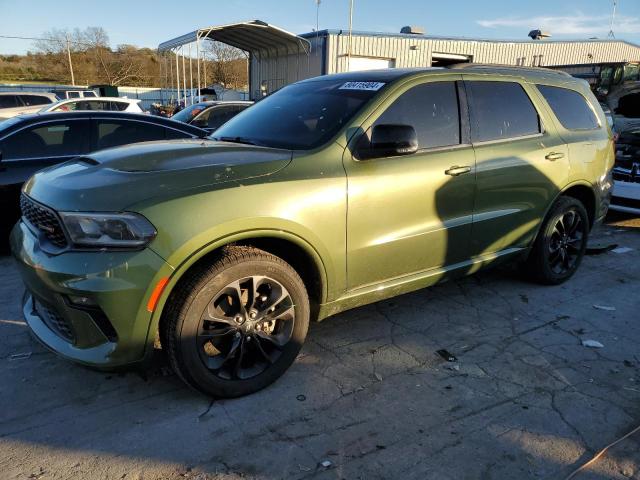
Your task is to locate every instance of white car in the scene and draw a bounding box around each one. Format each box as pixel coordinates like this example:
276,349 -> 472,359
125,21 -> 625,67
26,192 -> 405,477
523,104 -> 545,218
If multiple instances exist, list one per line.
41,97 -> 144,114
0,92 -> 58,119
610,128 -> 640,215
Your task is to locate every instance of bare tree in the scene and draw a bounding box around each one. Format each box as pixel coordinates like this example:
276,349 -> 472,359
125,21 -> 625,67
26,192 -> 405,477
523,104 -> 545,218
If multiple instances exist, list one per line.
202,41 -> 248,90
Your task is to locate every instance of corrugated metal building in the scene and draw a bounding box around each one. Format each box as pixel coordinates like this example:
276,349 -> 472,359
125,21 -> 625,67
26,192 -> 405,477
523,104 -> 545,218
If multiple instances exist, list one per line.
157,20 -> 640,100
251,28 -> 640,98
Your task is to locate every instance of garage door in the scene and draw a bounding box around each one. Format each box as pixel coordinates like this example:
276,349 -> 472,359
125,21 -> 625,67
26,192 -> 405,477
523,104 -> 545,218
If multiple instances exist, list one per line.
348,56 -> 395,72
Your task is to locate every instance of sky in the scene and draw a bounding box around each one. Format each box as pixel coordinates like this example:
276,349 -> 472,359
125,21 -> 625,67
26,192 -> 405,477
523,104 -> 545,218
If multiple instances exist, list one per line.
0,0 -> 639,54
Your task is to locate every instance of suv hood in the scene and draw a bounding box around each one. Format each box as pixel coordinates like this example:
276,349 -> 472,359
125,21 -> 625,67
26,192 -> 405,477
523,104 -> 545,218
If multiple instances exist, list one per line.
23,139 -> 292,211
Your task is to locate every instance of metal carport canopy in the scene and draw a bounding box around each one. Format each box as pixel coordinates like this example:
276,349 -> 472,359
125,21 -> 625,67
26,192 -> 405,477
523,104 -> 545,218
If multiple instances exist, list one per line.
158,19 -> 310,54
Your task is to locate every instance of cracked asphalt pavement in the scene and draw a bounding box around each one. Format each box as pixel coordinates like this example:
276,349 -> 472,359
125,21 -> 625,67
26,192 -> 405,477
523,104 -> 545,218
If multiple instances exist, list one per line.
1,213 -> 639,480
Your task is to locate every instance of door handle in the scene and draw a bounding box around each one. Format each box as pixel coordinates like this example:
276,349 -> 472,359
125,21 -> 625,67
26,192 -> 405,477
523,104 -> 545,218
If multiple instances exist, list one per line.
545,152 -> 565,161
445,165 -> 471,176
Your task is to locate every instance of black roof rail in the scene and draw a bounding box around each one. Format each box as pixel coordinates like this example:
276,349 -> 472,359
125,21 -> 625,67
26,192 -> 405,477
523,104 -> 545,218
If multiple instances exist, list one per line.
447,62 -> 572,77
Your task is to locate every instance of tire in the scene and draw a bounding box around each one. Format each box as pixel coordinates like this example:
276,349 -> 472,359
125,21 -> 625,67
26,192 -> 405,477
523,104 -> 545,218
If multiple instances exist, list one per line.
524,196 -> 589,285
163,246 -> 309,398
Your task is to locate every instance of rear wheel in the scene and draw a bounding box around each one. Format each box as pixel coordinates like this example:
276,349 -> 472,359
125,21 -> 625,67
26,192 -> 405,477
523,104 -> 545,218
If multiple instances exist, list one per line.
524,196 -> 589,285
164,246 -> 309,397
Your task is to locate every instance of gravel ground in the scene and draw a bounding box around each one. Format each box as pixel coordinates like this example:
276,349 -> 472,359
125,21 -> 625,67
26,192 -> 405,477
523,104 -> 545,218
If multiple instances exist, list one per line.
1,213 -> 639,480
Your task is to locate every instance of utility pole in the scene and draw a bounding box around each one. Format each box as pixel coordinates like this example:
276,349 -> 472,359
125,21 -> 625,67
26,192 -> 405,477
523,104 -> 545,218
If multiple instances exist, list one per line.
66,34 -> 75,85
347,0 -> 354,70
316,0 -> 321,33
608,0 -> 617,38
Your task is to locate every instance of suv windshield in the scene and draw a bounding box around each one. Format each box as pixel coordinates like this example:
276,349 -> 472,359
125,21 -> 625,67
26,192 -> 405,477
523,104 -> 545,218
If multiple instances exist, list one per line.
212,79 -> 385,149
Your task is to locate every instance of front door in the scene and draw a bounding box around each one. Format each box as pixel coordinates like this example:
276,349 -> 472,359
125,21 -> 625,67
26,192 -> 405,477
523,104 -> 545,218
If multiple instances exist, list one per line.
344,78 -> 476,289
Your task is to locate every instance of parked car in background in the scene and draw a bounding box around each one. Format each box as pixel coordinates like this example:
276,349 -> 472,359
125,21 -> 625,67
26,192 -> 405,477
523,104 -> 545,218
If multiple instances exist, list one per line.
610,127 -> 640,214
0,92 -> 58,120
10,66 -> 614,398
52,89 -> 98,99
41,97 -> 145,114
0,111 -> 207,245
171,101 -> 253,133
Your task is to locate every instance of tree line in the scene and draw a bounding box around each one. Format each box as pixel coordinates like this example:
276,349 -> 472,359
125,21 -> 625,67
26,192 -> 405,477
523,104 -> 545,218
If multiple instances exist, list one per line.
0,27 -> 248,89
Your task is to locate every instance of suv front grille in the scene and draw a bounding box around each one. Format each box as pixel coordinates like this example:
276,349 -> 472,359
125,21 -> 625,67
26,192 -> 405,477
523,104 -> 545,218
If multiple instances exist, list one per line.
20,194 -> 68,248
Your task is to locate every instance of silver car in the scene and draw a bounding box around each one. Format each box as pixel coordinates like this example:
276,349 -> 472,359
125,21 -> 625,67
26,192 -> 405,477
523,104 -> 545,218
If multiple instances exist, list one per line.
0,92 -> 58,120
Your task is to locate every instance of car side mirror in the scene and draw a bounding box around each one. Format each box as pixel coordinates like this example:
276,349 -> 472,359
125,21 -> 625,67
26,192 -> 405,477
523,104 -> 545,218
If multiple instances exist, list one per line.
358,124 -> 418,159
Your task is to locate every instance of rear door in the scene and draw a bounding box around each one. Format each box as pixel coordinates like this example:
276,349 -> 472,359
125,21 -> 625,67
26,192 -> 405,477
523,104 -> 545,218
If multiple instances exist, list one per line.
465,78 -> 569,256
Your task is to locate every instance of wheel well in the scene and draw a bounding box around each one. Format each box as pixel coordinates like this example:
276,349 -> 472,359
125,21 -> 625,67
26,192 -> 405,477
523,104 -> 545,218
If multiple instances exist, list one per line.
562,184 -> 596,228
232,238 -> 324,312
156,237 -> 325,350
163,237 -> 324,320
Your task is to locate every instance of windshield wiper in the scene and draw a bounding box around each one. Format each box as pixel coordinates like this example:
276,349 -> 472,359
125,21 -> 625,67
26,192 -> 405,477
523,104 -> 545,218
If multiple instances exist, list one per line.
213,136 -> 262,146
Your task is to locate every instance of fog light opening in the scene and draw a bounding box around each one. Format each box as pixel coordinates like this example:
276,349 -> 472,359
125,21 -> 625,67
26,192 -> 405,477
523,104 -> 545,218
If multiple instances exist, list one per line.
68,295 -> 97,307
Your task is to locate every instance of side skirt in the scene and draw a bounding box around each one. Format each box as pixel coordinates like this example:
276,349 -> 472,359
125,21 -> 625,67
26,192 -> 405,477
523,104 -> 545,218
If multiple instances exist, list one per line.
317,247 -> 525,320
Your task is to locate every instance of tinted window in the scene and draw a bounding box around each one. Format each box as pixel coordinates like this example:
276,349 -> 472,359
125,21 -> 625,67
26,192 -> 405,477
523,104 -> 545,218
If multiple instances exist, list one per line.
171,103 -> 208,123
67,91 -> 81,98
373,82 -> 460,149
110,101 -> 129,111
0,120 -> 88,159
84,91 -> 97,97
213,80 -> 382,149
95,120 -> 169,150
537,85 -> 599,129
467,81 -> 541,142
20,95 -> 52,106
0,95 -> 19,109
202,105 -> 246,130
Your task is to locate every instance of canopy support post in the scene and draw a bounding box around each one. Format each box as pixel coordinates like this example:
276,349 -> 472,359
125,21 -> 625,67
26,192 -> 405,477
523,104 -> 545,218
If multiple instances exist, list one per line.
189,42 -> 193,105
182,46 -> 187,107
175,49 -> 181,108
196,34 -> 201,101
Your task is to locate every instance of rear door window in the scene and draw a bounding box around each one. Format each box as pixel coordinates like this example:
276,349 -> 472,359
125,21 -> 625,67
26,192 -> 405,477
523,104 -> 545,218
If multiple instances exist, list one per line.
537,85 -> 600,129
0,95 -> 19,109
94,119 -> 171,150
466,81 -> 541,142
206,105 -> 246,130
372,81 -> 461,149
110,101 -> 129,111
20,95 -> 52,106
0,120 -> 89,159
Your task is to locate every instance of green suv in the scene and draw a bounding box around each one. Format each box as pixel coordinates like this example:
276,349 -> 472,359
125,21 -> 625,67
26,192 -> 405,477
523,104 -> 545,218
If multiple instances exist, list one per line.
11,66 -> 614,397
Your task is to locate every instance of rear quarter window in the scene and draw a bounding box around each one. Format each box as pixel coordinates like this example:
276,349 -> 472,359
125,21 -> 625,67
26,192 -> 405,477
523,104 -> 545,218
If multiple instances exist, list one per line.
537,85 -> 599,130
20,95 -> 53,106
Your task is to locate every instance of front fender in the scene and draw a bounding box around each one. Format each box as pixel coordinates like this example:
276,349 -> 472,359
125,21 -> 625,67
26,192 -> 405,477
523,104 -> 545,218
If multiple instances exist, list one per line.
142,226 -> 332,361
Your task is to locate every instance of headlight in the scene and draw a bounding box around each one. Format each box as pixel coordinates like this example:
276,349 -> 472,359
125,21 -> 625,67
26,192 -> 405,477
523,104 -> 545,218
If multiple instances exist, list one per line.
60,212 -> 156,248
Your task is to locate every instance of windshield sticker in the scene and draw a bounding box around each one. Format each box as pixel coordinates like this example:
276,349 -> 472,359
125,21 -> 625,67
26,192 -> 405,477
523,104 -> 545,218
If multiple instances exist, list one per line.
339,81 -> 386,91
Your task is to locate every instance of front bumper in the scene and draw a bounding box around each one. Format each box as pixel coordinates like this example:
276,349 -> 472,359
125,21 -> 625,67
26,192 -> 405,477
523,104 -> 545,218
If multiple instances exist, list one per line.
11,220 -> 172,367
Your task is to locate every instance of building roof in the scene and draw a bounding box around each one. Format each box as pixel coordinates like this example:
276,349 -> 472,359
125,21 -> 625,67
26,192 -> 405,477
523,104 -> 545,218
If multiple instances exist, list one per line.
158,20 -> 310,54
299,28 -> 640,49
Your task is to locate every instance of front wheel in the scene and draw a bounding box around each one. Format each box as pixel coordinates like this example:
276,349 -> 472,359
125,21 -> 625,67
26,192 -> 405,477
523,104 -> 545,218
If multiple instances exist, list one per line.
163,246 -> 309,398
524,196 -> 589,285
